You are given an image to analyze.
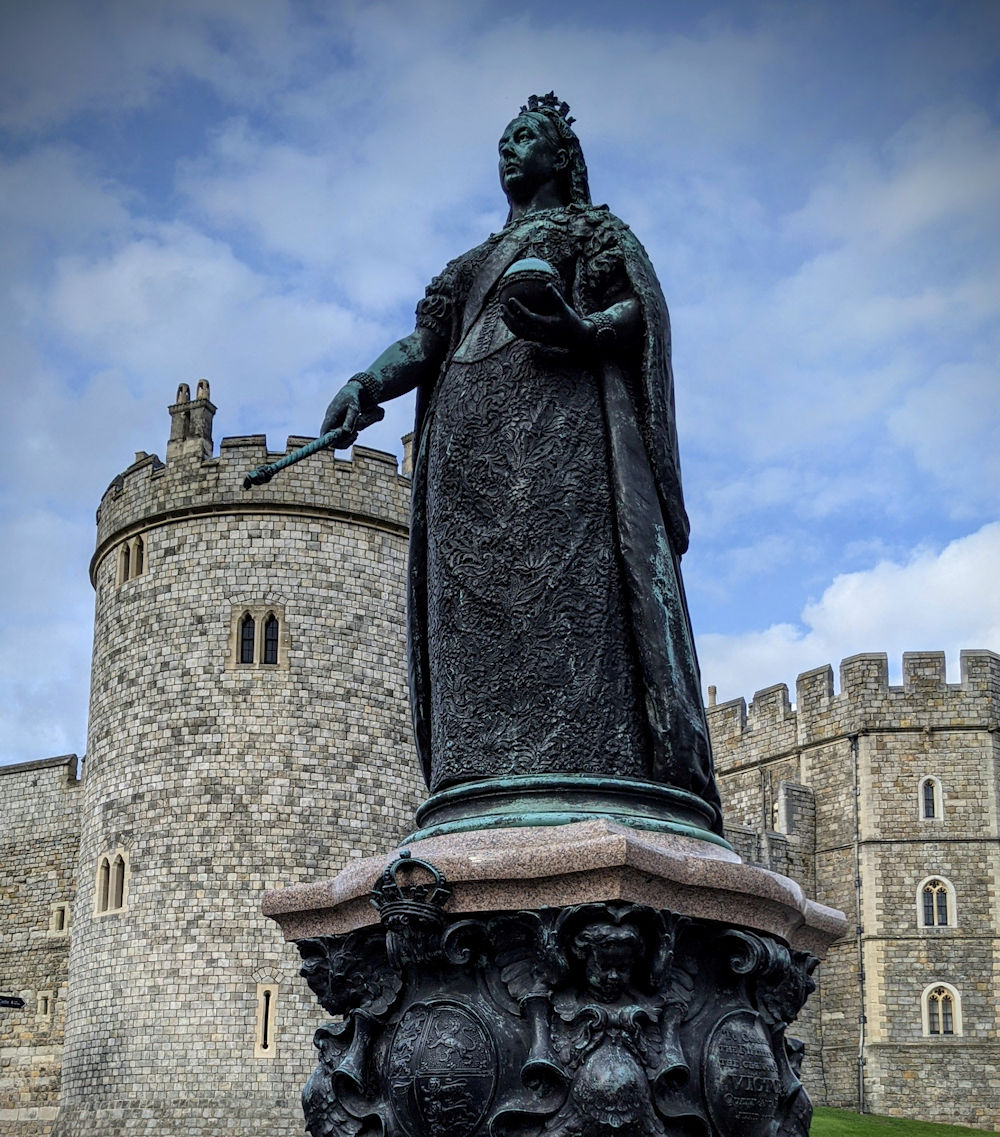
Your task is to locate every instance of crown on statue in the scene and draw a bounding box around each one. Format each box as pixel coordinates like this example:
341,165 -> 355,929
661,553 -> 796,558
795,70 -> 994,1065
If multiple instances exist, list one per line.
369,850 -> 452,923
520,91 -> 575,126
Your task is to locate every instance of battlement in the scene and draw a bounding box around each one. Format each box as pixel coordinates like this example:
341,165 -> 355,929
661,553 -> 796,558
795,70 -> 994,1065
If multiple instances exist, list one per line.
708,650 -> 1000,763
93,386 -> 412,581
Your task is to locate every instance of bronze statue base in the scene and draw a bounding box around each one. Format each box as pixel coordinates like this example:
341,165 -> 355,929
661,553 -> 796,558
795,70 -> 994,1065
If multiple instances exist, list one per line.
408,775 -> 728,848
264,821 -> 844,1137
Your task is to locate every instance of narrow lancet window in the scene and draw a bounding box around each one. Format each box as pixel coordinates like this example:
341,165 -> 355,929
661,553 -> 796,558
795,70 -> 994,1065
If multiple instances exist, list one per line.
49,902 -> 69,934
254,983 -> 279,1058
97,857 -> 110,913
263,614 -> 279,665
261,989 -> 272,1049
240,613 -> 256,664
134,536 -> 144,576
96,850 -> 128,914
920,777 -> 941,819
111,854 -> 126,909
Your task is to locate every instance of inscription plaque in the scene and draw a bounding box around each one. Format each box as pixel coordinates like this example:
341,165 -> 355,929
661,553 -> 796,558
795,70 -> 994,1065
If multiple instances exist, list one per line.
704,1009 -> 781,1137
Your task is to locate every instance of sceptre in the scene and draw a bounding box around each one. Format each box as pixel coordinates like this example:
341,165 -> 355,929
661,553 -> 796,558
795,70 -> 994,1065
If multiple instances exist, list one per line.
241,408 -> 385,490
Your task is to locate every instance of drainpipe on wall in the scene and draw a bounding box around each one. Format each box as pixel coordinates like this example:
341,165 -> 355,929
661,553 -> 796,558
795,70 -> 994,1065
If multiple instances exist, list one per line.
851,732 -> 866,1114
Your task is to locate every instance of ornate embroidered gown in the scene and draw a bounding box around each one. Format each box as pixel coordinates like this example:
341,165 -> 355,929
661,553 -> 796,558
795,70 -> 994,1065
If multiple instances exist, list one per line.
407,204 -> 722,833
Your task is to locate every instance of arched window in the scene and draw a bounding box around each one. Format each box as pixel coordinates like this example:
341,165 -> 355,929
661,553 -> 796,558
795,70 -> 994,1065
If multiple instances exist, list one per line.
922,983 -> 962,1037
133,535 -> 144,576
111,854 -> 126,909
119,543 -> 130,584
229,603 -> 287,670
263,613 -> 279,665
923,880 -> 947,925
240,613 -> 256,664
96,857 -> 110,912
916,875 -> 956,928
95,849 -> 129,915
920,776 -> 943,820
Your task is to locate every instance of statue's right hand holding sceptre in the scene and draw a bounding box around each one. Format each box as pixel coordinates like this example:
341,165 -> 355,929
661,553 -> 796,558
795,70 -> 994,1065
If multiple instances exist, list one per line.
319,326 -> 448,445
243,328 -> 445,490
319,371 -> 387,450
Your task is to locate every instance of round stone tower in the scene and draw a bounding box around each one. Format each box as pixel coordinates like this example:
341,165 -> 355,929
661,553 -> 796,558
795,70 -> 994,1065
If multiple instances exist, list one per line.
54,383 -> 423,1137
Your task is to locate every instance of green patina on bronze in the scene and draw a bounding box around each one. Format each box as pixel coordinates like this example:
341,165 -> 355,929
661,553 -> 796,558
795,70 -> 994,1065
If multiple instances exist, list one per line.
407,774 -> 732,849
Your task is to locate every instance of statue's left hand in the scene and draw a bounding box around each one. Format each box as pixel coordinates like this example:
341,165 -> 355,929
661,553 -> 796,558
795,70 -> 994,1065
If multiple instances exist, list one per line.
501,284 -> 592,351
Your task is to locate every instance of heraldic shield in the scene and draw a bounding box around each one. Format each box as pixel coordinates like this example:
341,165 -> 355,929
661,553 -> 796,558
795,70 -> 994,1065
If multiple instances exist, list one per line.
388,1000 -> 498,1137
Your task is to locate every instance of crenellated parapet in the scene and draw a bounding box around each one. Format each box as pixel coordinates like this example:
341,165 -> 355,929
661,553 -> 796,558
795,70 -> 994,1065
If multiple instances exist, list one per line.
93,424 -> 412,585
709,650 -> 1000,772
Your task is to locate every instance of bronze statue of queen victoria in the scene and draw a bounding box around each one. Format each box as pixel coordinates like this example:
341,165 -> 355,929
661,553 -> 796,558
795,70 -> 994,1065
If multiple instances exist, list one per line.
320,93 -> 723,837
260,98 -> 842,1137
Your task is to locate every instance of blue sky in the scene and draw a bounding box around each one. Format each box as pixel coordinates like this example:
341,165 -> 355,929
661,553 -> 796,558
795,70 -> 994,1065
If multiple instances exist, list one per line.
1,0 -> 998,764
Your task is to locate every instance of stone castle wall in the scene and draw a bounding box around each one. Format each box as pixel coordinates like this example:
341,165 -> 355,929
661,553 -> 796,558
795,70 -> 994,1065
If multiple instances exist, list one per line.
52,405 -> 425,1137
0,755 -> 81,1135
709,650 -> 1000,1131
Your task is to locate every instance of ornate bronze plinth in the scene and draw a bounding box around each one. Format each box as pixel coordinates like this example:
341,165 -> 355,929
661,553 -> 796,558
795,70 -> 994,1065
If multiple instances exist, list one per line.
266,826 -> 844,1137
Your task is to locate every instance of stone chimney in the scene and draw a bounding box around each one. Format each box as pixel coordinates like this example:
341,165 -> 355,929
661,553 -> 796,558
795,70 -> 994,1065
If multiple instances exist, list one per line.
167,380 -> 216,462
401,432 -> 416,477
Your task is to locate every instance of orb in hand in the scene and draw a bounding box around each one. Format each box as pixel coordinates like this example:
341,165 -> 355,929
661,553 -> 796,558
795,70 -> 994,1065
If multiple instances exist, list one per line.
498,257 -> 563,315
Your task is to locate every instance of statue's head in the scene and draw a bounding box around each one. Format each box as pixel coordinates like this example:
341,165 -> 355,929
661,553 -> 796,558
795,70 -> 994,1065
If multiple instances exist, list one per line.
499,92 -> 591,218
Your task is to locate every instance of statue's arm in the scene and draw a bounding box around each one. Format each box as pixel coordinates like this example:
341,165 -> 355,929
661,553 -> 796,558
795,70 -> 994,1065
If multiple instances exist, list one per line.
320,325 -> 447,439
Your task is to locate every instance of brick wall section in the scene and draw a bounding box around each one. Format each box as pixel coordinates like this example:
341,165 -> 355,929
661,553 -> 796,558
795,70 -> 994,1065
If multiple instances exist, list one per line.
709,649 -> 1000,1130
52,426 -> 424,1137
0,755 -> 81,1133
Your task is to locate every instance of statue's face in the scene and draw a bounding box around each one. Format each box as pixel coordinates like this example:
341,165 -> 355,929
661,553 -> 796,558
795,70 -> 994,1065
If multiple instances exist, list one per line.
498,115 -> 566,203
574,923 -> 642,1001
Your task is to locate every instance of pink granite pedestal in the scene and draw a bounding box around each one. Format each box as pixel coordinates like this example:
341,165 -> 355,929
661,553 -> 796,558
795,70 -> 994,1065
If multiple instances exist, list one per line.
264,819 -> 844,956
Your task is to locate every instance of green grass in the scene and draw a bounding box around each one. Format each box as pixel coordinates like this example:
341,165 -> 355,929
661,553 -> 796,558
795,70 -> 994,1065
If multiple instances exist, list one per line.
812,1107 -> 995,1136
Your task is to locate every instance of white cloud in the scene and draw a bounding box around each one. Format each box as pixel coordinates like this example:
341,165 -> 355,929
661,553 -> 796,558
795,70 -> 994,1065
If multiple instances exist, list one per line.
888,361 -> 1000,508
174,5 -> 783,308
700,522 -> 1000,703
177,121 -> 456,312
787,105 -> 1000,250
43,223 -> 386,410
0,512 -> 93,762
0,146 -> 133,264
672,93 -> 1000,533
0,0 -> 313,131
